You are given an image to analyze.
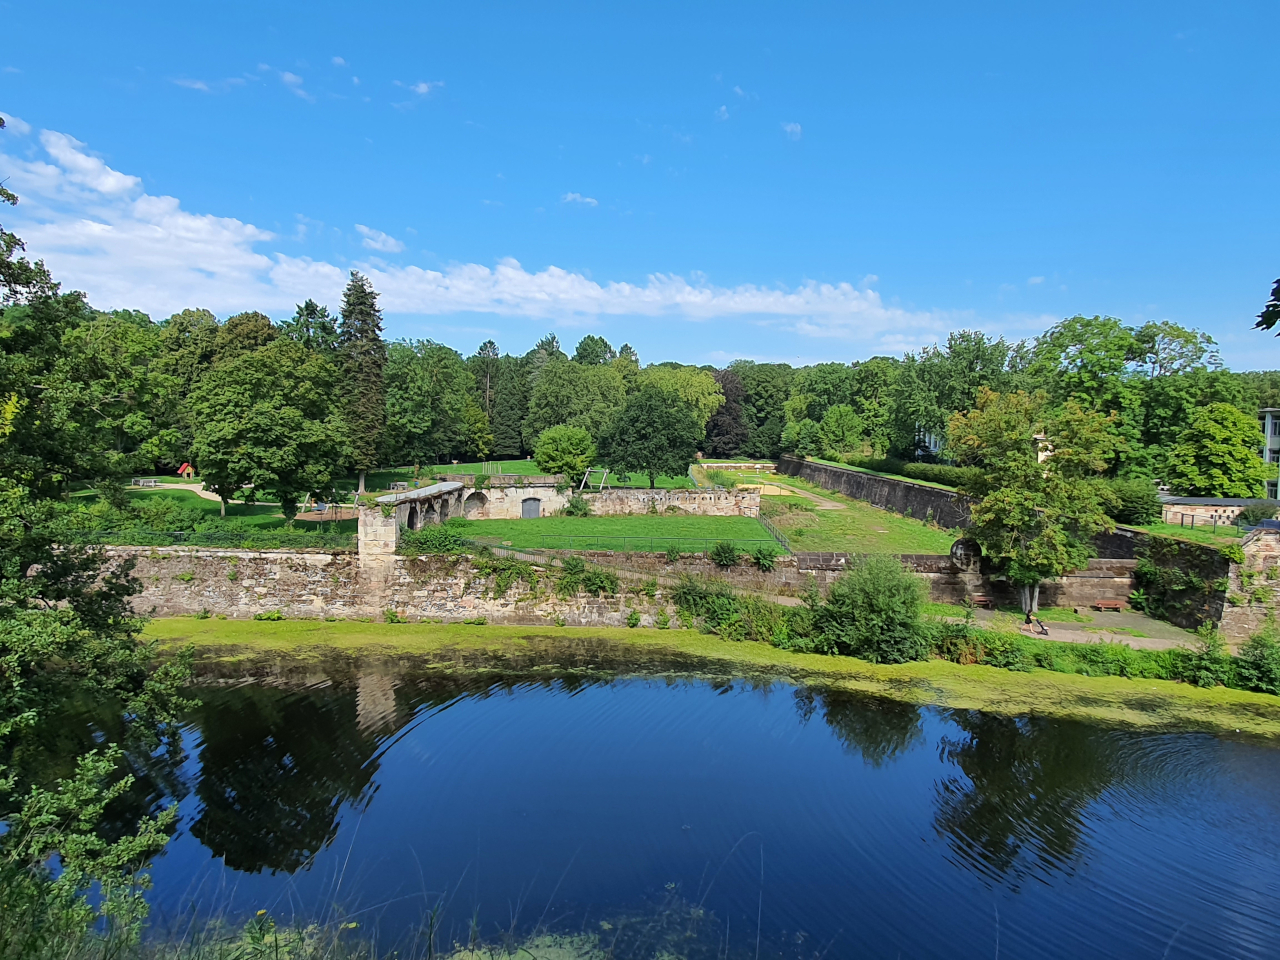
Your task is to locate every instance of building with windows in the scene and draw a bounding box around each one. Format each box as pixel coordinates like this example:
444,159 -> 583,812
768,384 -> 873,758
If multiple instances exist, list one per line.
1261,409 -> 1280,499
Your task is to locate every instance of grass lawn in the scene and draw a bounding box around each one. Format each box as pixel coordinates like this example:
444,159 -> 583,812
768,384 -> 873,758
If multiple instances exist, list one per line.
145,618 -> 1280,739
457,514 -> 778,552
807,456 -> 960,491
71,488 -> 357,533
1124,520 -> 1243,546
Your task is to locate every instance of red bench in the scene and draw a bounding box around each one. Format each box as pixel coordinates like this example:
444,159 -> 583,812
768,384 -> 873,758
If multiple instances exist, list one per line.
969,595 -> 995,609
1094,600 -> 1126,612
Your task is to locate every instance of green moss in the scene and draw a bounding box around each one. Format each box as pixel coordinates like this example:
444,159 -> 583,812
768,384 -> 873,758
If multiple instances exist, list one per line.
145,617 -> 1280,740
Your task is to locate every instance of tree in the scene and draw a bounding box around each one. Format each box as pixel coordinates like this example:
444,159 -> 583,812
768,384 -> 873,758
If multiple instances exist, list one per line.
816,555 -> 926,663
1256,279 -> 1280,335
637,365 -> 724,430
381,341 -> 476,466
212,310 -> 277,365
490,356 -> 529,458
188,339 -> 348,520
338,272 -> 387,493
819,404 -> 865,457
791,363 -> 854,421
948,389 -> 1118,613
730,360 -> 793,459
572,334 -> 616,365
279,299 -> 339,356
467,339 -> 501,419
1165,402 -> 1271,497
848,357 -> 898,456
705,369 -> 749,457
597,385 -> 702,488
533,425 -> 596,484
521,359 -> 626,446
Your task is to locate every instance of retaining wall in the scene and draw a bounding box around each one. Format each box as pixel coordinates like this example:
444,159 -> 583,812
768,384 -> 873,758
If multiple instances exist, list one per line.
1219,529 -> 1280,641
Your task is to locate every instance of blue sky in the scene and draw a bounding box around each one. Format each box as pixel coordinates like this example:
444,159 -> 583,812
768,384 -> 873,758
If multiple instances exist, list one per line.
2,1 -> 1278,368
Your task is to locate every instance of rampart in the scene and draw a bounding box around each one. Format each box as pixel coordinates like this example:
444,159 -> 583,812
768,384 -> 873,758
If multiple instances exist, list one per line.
776,455 -> 970,528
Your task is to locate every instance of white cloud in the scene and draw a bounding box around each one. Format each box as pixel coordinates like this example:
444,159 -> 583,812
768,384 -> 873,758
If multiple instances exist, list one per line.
781,122 -> 802,141
331,56 -> 346,66
733,85 -> 745,97
0,112 -> 31,136
352,76 -> 361,86
0,124 -> 955,350
561,192 -> 598,206
1027,276 -> 1044,284
173,78 -> 210,91
355,224 -> 405,253
409,80 -> 444,95
3,67 -> 21,75
715,105 -> 728,121
279,71 -> 313,100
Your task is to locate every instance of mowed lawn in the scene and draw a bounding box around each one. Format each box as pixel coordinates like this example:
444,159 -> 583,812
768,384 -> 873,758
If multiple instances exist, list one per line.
71,487 -> 357,532
761,490 -> 959,555
458,514 -> 778,552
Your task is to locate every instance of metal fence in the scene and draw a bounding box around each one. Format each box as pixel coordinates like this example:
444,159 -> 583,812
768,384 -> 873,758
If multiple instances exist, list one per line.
757,515 -> 791,551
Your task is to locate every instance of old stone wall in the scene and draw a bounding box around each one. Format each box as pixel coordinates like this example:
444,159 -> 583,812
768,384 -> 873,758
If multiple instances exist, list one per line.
1218,529 -> 1280,641
108,546 -> 666,627
583,487 -> 760,518
777,455 -> 970,528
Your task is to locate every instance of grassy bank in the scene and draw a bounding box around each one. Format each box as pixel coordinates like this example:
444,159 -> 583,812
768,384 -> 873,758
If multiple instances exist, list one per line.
144,618 -> 1280,740
461,514 -> 774,551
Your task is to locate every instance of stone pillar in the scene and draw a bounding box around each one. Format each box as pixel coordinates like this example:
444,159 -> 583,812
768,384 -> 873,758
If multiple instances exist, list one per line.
358,503 -> 399,560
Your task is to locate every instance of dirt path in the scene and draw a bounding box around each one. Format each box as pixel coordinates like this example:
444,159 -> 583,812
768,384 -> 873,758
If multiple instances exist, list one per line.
760,479 -> 847,511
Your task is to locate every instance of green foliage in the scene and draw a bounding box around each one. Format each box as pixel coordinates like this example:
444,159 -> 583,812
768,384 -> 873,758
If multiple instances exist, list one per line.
1236,620 -> 1280,694
818,403 -> 865,456
398,522 -> 468,554
560,493 -> 593,517
383,340 -> 486,466
665,545 -> 681,563
1220,543 -> 1246,564
472,557 -> 538,598
752,545 -> 778,571
1183,625 -> 1234,688
1239,504 -> 1278,526
709,540 -> 739,568
817,555 -> 927,662
555,557 -> 618,598
338,272 -> 388,480
704,369 -> 750,457
637,365 -> 724,429
597,384 -> 703,489
655,610 -> 671,629
522,359 -> 626,447
1106,477 -> 1162,524
1166,402 -> 1271,497
841,455 -> 982,489
626,610 -> 641,628
533,425 -> 596,484
252,609 -> 285,621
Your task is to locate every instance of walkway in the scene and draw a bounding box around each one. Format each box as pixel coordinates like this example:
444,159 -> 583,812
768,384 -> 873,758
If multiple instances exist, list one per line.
755,479 -> 847,511
970,607 -> 1196,651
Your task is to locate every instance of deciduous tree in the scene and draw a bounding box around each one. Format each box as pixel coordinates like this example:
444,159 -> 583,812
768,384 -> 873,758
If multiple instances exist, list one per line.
1165,402 -> 1271,497
532,424 -> 596,484
597,384 -> 702,488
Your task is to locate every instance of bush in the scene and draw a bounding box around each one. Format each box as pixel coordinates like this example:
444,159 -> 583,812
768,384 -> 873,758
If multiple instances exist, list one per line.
1239,504 -> 1278,526
665,545 -> 681,563
252,609 -> 285,621
399,522 -> 468,554
752,545 -> 777,571
1236,622 -> 1280,694
555,557 -> 617,597
705,469 -> 738,490
626,610 -> 641,628
1106,477 -> 1163,525
561,493 -> 593,517
709,540 -> 739,568
1181,625 -> 1234,688
534,425 -> 596,484
817,555 -> 927,663
841,456 -> 981,490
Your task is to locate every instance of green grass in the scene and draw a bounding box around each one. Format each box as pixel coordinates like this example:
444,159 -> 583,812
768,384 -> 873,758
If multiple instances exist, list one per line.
144,618 -> 1280,739
457,514 -> 778,552
357,462 -> 696,492
71,487 -> 357,534
759,486 -> 959,555
1125,520 -> 1243,545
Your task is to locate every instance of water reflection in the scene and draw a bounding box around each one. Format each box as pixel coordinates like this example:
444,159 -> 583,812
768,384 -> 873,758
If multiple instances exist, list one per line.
799,688 -> 925,767
933,711 -> 1124,885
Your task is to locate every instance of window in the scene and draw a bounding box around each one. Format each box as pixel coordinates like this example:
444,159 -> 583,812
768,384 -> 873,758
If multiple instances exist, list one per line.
1270,481 -> 1279,500
1272,418 -> 1280,437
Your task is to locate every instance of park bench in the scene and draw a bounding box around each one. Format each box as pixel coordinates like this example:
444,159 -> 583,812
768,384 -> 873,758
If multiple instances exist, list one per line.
131,477 -> 158,488
1094,599 -> 1126,612
968,594 -> 995,609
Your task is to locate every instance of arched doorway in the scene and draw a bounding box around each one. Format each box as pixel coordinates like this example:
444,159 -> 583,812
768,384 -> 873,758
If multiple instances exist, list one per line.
406,503 -> 420,530
521,497 -> 541,519
464,491 -> 488,518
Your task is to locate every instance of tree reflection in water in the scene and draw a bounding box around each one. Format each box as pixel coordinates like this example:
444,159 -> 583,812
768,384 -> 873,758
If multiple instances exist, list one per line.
798,688 -> 925,767
933,711 -> 1123,887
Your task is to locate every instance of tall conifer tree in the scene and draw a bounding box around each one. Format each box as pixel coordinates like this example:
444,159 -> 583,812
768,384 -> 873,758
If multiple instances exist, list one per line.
338,271 -> 387,492
491,357 -> 528,458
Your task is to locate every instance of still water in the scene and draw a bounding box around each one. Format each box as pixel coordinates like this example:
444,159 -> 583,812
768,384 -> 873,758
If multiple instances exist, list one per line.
92,669 -> 1280,957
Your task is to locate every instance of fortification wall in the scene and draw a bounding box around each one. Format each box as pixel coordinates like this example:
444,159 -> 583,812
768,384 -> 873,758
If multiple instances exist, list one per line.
1219,529 -> 1280,641
583,488 -> 759,517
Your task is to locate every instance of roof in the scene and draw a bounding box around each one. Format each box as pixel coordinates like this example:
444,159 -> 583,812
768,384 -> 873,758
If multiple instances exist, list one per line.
374,480 -> 463,505
1159,496 -> 1280,506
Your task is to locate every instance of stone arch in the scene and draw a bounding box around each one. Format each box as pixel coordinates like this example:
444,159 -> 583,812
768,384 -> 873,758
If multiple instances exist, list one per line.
439,497 -> 451,522
521,497 -> 542,519
421,502 -> 438,526
406,503 -> 421,530
464,491 -> 488,518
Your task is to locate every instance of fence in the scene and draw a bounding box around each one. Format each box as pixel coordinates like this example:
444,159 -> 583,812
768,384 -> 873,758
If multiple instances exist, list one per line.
69,529 -> 357,550
757,515 -> 791,551
1160,510 -> 1248,535
536,534 -> 782,556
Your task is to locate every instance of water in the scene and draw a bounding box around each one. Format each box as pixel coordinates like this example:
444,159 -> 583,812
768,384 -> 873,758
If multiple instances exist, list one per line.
53,667 -> 1280,958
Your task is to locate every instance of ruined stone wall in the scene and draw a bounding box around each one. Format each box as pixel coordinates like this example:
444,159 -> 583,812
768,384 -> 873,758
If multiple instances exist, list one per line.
1218,529 -> 1280,641
583,488 -> 760,518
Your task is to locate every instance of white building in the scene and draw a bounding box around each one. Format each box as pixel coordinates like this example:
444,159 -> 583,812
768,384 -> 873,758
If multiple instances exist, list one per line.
1261,409 -> 1280,500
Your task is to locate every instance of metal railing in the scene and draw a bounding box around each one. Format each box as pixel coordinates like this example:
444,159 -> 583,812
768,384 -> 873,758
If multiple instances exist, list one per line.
1161,510 -> 1246,535
757,515 -> 791,551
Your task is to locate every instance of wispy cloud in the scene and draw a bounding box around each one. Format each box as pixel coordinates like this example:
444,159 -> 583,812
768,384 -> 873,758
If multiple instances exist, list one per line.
0,112 -> 32,136
279,71 -> 313,101
355,224 -> 405,253
0,124 -> 957,354
781,122 -> 802,141
331,56 -> 346,66
714,105 -> 728,121
173,78 -> 210,91
561,192 -> 598,206
409,80 -> 444,95
1027,276 -> 1044,285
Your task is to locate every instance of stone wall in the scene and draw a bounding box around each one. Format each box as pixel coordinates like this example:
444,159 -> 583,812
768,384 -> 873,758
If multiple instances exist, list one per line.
1219,528 -> 1280,641
584,487 -> 760,518
777,455 -> 970,528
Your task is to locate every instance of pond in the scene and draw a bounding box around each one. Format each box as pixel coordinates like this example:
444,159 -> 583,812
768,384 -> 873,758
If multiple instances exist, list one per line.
55,666 -> 1280,958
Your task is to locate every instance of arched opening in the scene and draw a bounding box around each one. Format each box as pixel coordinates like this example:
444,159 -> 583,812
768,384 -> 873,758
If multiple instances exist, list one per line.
439,497 -> 451,522
521,497 -> 541,519
421,503 -> 438,526
406,503 -> 420,530
464,491 -> 488,518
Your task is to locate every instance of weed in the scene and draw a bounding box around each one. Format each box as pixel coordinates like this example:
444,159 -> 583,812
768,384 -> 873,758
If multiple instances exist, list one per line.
626,610 -> 641,628
710,540 -> 739,568
175,571 -> 195,583
252,609 -> 285,621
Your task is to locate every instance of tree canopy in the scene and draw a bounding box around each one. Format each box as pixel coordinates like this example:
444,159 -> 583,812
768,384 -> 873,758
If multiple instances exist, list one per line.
597,384 -> 702,488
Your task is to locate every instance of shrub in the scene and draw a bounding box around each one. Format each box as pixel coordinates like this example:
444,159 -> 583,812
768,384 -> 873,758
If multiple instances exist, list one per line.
400,523 -> 468,554
1106,478 -> 1162,525
1181,625 -> 1234,688
665,545 -> 681,563
252,609 -> 285,621
626,610 -> 641,628
817,555 -> 927,663
1239,504 -> 1278,526
1236,621 -> 1280,695
384,609 -> 407,623
752,545 -> 777,571
710,540 -> 739,568
533,425 -> 596,484
842,456 -> 982,490
561,493 -> 593,517
705,469 -> 738,490
655,610 -> 671,629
